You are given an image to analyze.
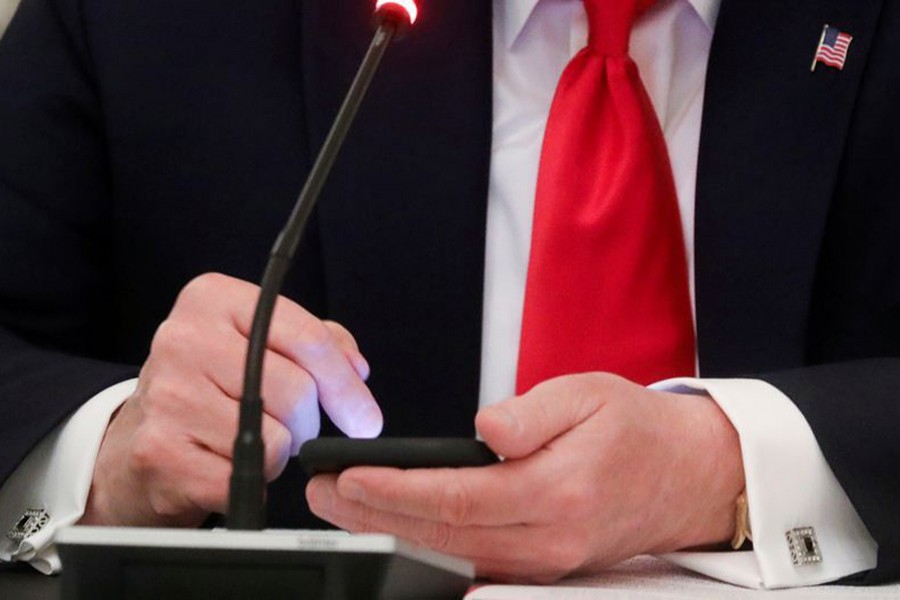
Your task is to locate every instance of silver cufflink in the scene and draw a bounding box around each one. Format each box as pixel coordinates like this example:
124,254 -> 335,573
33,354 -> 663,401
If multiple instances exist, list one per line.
6,508 -> 51,542
786,526 -> 822,566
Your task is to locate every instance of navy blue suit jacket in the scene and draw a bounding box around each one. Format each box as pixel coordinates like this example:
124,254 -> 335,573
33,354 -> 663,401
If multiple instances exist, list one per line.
0,0 -> 898,583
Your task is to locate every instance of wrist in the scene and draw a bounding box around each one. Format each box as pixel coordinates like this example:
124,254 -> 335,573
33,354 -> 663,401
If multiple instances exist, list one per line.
78,407 -> 127,526
661,392 -> 746,551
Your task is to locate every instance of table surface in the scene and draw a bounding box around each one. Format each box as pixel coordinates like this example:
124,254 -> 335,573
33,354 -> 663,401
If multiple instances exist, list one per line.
0,564 -> 60,600
467,558 -> 900,599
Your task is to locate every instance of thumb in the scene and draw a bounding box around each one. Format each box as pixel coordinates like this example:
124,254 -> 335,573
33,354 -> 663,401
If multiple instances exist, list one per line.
475,374 -> 608,459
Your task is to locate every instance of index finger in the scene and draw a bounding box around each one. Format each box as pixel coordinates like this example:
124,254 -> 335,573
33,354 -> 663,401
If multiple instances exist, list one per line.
265,300 -> 382,438
178,274 -> 382,438
331,461 -> 540,527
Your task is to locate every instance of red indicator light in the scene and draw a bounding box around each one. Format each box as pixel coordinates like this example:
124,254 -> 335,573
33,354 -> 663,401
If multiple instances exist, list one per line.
375,0 -> 418,25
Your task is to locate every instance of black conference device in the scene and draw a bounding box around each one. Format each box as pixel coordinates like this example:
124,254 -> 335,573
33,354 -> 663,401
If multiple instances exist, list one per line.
58,3 -> 478,598
299,438 -> 500,477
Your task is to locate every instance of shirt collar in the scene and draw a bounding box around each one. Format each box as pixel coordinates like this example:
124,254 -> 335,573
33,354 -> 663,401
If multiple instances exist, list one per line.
498,0 -> 721,49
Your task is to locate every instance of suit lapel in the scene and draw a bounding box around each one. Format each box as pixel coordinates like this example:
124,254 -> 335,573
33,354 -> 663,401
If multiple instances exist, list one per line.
299,1 -> 493,436
695,0 -> 884,376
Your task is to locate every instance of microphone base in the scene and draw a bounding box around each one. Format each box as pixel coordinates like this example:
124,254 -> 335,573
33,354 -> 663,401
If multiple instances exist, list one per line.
56,526 -> 474,599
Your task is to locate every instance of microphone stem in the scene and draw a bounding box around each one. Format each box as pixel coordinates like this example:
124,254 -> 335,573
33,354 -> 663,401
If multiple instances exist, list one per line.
228,20 -> 399,531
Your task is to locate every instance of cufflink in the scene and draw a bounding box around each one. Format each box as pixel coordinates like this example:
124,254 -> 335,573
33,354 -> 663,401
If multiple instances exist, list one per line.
6,508 -> 51,542
786,526 -> 822,566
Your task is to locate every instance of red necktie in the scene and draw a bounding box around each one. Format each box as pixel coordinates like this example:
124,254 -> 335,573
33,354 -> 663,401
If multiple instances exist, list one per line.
516,0 -> 696,393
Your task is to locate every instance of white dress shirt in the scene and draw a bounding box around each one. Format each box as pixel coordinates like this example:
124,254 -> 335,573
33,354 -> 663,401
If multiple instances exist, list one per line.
0,0 -> 879,587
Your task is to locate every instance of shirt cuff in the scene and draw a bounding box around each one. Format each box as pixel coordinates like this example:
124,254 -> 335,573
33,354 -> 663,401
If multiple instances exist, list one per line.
650,377 -> 878,589
0,379 -> 137,574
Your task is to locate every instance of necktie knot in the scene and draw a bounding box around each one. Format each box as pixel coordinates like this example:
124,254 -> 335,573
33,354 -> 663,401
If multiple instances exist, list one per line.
584,0 -> 655,55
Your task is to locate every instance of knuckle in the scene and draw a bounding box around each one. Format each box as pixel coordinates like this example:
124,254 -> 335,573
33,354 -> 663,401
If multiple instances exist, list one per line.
533,397 -> 557,438
546,534 -> 588,576
294,318 -> 333,356
180,272 -> 229,303
437,478 -> 473,527
554,481 -> 594,520
128,426 -> 167,479
322,320 -> 349,338
581,371 -> 617,387
419,521 -> 455,552
323,320 -> 358,350
147,488 -> 183,519
354,504 -> 381,535
140,376 -> 187,417
569,373 -> 614,419
150,319 -> 196,358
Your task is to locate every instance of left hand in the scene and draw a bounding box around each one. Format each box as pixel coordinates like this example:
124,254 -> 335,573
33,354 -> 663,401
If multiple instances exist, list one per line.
306,373 -> 745,583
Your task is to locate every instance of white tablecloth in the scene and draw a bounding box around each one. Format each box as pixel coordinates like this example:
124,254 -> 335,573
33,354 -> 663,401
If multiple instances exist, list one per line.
467,557 -> 900,599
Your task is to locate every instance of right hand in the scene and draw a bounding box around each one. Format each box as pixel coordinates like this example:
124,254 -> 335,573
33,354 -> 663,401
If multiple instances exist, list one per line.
80,273 -> 382,527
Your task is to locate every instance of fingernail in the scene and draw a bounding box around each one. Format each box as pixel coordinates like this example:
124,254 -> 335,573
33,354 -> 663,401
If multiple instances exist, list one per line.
354,403 -> 384,438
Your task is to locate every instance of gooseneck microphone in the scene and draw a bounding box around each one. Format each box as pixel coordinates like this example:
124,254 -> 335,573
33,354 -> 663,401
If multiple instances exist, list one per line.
59,4 -> 476,595
227,0 -> 420,530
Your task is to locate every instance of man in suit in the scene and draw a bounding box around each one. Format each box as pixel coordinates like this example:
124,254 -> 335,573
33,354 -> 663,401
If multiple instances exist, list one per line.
0,0 -> 897,587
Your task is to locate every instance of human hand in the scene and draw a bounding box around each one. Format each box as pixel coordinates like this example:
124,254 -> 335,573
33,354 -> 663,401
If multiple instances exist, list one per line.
80,273 -> 382,527
306,373 -> 744,583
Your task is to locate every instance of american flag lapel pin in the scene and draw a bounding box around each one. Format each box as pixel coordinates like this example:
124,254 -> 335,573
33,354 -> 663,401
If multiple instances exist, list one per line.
811,24 -> 854,72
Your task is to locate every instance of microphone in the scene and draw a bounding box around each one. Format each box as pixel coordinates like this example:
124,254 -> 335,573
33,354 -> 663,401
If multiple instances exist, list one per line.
376,0 -> 419,29
227,0 -> 418,531
57,3 -> 475,598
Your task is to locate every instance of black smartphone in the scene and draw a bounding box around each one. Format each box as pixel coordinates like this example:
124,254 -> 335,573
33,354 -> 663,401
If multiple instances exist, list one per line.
298,438 -> 499,477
